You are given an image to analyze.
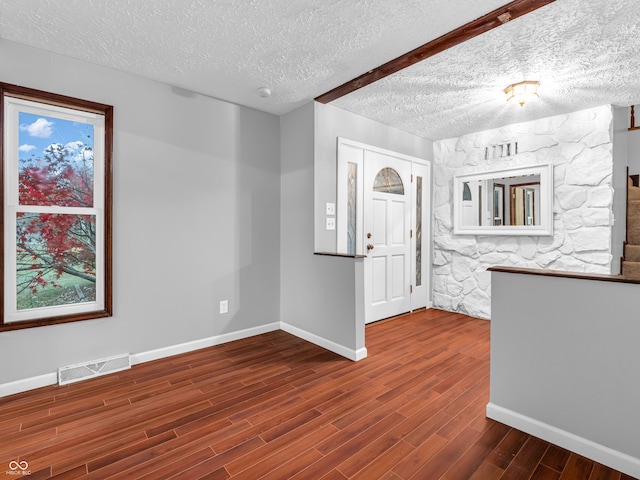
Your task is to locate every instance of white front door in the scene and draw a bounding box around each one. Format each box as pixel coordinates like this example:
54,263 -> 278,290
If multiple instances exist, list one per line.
364,151 -> 412,323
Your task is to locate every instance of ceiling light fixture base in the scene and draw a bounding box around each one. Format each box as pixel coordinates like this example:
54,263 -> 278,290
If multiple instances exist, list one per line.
257,87 -> 272,98
504,81 -> 540,106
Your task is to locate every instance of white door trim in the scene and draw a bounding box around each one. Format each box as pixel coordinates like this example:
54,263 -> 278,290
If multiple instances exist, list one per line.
336,137 -> 432,322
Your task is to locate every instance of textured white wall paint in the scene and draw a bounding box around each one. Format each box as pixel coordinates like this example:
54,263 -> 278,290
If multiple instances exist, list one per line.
433,105 -> 615,319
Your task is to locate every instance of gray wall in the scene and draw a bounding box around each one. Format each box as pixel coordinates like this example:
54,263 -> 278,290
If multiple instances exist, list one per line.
0,39 -> 281,384
280,103 -> 365,358
278,101 -> 434,357
612,106 -> 630,273
489,270 -> 640,478
278,102 -> 433,353
314,102 -> 433,253
629,119 -> 640,174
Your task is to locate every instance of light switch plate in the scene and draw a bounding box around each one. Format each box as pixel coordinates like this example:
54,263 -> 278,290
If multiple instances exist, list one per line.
326,217 -> 336,230
326,202 -> 335,216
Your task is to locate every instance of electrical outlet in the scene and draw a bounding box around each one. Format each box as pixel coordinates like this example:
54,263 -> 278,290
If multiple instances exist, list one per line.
326,217 -> 336,230
219,300 -> 229,314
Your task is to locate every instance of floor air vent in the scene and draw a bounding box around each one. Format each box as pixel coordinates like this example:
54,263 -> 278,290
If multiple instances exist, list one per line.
58,354 -> 131,385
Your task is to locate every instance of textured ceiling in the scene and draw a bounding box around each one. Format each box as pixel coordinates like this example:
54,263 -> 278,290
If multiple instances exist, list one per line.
1,0 -> 639,140
334,0 -> 640,140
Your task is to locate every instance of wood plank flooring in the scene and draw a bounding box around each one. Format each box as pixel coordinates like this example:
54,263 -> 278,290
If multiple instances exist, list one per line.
1,309 -> 636,479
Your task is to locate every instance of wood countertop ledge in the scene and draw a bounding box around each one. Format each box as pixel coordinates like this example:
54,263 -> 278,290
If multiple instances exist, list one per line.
314,251 -> 366,259
488,266 -> 640,284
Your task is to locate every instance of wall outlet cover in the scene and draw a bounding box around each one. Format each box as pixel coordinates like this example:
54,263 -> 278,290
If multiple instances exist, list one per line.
219,300 -> 229,314
326,217 -> 336,230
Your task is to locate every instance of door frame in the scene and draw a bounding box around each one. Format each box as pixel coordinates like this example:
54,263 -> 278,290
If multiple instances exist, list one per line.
336,137 -> 432,321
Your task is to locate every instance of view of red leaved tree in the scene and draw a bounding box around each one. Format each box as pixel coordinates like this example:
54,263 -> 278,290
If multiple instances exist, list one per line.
19,142 -> 94,207
16,140 -> 96,308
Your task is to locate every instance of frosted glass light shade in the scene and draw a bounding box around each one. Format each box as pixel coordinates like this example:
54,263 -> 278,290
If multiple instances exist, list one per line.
504,81 -> 540,106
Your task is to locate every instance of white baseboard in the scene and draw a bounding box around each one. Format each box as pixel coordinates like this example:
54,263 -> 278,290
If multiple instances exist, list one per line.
486,402 -> 640,479
0,322 -> 367,397
130,322 -> 280,365
0,323 -> 280,398
0,372 -> 58,398
280,322 -> 367,361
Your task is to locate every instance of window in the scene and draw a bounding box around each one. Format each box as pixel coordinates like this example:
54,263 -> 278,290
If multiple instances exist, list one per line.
1,83 -> 113,330
347,162 -> 357,255
462,182 -> 472,201
416,175 -> 422,287
373,167 -> 404,195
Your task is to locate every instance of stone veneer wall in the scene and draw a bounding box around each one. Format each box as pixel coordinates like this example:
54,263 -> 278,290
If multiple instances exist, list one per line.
433,105 -> 614,319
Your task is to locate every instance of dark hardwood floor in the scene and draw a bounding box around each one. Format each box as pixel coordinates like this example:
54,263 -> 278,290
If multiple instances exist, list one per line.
1,309 -> 636,479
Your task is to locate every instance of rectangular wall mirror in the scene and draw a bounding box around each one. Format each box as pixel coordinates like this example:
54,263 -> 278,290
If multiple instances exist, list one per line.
453,163 -> 553,236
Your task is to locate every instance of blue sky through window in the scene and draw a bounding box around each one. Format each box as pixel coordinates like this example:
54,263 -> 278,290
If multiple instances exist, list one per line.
18,112 -> 94,162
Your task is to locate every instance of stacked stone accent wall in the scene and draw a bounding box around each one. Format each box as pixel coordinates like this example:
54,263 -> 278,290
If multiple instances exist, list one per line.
433,105 -> 614,319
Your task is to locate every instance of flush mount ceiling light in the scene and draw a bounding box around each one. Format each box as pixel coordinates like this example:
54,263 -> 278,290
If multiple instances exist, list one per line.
504,81 -> 540,106
257,87 -> 272,98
